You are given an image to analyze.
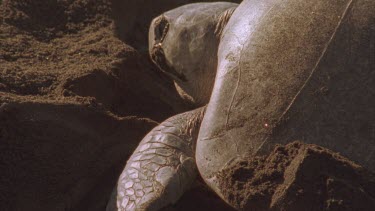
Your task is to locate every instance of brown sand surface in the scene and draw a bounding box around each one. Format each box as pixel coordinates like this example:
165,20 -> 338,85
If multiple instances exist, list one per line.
1,0 -> 374,211
0,0 -> 194,121
0,94 -> 158,211
219,142 -> 375,211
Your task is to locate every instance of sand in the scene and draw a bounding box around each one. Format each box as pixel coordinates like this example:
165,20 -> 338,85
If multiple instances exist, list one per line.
218,142 -> 375,211
0,0 -> 189,210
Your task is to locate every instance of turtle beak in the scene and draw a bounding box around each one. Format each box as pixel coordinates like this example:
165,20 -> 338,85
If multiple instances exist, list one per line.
149,15 -> 187,82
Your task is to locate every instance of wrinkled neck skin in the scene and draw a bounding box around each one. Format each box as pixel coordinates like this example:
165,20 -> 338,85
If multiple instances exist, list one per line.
149,3 -> 238,106
174,6 -> 237,106
173,58 -> 217,106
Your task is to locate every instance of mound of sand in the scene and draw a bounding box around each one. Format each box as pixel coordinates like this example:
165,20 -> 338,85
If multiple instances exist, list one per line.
0,0 -> 193,121
219,142 -> 375,211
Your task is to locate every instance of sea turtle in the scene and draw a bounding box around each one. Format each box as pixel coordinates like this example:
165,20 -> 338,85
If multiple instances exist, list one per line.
112,0 -> 375,210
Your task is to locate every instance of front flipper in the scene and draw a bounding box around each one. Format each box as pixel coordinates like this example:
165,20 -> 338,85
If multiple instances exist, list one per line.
115,107 -> 205,210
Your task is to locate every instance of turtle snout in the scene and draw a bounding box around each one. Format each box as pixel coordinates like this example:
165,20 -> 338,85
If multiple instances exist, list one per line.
150,42 -> 166,72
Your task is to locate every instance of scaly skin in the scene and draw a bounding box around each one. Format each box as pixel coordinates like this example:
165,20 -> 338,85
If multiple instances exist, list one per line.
115,107 -> 205,210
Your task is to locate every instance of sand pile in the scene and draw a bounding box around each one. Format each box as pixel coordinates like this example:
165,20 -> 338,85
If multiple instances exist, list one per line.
219,142 -> 375,211
0,0 -> 193,121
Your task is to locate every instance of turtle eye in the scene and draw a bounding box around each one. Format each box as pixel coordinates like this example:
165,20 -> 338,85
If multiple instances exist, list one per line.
154,16 -> 169,43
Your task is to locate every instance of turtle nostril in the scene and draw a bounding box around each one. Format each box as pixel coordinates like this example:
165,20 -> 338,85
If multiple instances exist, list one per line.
153,16 -> 169,43
155,43 -> 162,48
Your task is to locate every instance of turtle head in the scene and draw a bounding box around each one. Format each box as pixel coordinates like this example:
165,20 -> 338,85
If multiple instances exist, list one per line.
149,3 -> 237,105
